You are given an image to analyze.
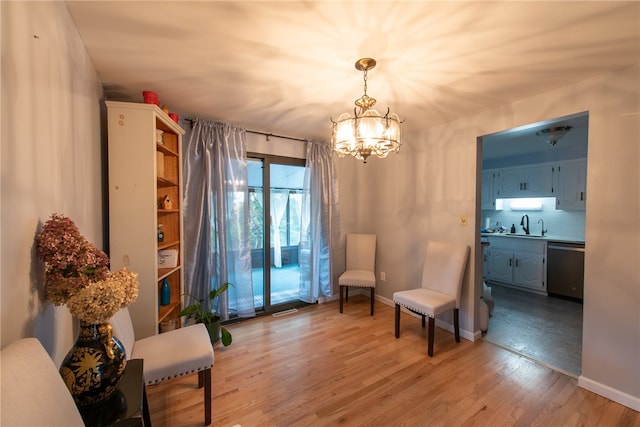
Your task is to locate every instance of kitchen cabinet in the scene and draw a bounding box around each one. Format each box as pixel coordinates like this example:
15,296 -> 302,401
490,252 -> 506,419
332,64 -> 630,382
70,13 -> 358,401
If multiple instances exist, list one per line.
553,158 -> 587,210
485,236 -> 546,293
482,242 -> 490,280
106,101 -> 185,339
481,170 -> 497,210
495,164 -> 553,198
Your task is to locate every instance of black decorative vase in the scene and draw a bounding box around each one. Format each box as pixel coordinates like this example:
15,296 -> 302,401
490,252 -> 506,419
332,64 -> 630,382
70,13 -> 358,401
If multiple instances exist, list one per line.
59,322 -> 126,407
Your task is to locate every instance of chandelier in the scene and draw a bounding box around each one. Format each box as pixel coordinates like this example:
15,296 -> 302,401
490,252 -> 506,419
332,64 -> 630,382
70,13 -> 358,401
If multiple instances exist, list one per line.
331,58 -> 402,163
535,125 -> 572,146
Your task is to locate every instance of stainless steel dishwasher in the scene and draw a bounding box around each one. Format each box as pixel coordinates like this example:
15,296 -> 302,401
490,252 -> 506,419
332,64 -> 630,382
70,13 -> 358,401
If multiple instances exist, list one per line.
547,241 -> 585,300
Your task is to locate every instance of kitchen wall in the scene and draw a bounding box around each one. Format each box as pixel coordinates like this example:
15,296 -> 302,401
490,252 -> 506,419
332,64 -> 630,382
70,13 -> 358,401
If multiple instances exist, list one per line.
1,2 -> 104,366
482,198 -> 586,241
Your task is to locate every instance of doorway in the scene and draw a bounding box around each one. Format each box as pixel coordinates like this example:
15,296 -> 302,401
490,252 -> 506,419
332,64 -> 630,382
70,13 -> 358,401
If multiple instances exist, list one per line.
478,112 -> 588,376
248,155 -> 308,313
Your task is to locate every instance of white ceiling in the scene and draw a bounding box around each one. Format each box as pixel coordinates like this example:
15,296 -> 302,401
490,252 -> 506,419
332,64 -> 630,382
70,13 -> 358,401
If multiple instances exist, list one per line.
65,1 -> 639,159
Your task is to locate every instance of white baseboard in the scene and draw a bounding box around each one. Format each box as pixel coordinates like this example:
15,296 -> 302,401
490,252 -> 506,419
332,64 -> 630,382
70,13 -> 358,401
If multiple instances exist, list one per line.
578,376 -> 640,411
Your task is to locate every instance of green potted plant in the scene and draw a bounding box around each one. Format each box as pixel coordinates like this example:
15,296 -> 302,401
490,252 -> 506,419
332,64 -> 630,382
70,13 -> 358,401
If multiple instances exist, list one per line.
179,282 -> 232,346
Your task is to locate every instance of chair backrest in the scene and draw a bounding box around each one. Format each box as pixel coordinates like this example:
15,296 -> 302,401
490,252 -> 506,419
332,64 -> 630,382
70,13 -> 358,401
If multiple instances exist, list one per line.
109,307 -> 136,360
345,233 -> 376,272
421,240 -> 470,306
1,338 -> 85,426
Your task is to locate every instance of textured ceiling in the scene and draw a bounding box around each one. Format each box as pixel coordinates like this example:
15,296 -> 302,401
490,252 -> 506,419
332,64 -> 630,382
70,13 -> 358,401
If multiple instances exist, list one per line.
65,1 -> 639,156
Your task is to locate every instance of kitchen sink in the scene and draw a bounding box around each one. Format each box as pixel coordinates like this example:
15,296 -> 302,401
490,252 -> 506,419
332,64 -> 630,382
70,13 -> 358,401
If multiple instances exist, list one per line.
505,233 -> 544,238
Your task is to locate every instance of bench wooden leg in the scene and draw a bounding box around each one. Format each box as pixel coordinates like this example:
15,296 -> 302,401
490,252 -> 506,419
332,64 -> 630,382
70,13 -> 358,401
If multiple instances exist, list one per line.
203,368 -> 211,425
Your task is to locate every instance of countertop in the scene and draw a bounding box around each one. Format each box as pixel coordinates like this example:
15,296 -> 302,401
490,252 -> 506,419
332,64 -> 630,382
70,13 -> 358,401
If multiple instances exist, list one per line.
481,232 -> 585,245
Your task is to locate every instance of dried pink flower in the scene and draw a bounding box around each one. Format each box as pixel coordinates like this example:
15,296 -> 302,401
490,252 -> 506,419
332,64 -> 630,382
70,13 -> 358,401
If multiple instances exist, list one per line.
36,214 -> 139,322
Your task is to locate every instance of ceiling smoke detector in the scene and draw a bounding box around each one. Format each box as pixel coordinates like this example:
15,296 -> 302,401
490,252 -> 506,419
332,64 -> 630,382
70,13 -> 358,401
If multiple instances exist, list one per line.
535,125 -> 572,146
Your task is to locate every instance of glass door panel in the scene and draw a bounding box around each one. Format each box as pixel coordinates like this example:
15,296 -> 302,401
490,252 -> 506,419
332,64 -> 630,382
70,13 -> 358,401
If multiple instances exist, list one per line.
269,163 -> 305,306
248,156 -> 307,313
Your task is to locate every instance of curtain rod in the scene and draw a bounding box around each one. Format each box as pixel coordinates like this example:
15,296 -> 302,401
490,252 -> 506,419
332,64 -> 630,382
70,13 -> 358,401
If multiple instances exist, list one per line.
182,117 -> 307,143
246,129 -> 308,143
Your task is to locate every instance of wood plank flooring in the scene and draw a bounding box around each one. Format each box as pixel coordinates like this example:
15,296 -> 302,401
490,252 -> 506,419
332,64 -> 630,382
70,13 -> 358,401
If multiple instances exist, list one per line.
146,296 -> 640,427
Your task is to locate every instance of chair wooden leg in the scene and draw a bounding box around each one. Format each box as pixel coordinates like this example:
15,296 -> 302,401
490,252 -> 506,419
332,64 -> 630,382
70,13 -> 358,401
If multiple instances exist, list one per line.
421,315 -> 426,328
370,288 -> 375,316
345,286 -> 349,301
142,383 -> 152,427
454,308 -> 460,343
203,368 -> 212,426
394,304 -> 400,338
339,286 -> 344,313
427,316 -> 435,357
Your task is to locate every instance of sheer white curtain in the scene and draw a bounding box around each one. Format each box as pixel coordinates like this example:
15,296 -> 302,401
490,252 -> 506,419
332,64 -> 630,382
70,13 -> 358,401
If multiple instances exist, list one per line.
299,139 -> 342,303
271,190 -> 290,268
182,119 -> 255,319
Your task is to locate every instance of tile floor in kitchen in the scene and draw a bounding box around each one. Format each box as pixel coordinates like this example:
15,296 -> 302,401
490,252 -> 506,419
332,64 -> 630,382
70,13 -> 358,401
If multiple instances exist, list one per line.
483,283 -> 583,377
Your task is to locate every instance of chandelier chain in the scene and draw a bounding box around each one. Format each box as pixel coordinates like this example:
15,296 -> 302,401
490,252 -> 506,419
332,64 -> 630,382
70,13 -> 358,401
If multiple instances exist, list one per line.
363,69 -> 368,96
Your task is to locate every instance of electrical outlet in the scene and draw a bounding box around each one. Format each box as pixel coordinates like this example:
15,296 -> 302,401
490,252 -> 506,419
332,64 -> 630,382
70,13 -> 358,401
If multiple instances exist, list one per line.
460,215 -> 468,226
380,272 -> 386,282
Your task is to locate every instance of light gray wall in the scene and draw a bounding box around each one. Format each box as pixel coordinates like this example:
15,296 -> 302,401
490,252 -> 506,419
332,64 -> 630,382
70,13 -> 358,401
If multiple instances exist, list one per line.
336,65 -> 640,410
1,1 -> 104,366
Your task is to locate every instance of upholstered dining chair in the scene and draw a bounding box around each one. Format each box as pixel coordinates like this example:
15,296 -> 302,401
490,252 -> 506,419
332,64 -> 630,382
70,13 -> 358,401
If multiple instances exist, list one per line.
393,240 -> 470,356
110,307 -> 215,425
339,233 -> 377,316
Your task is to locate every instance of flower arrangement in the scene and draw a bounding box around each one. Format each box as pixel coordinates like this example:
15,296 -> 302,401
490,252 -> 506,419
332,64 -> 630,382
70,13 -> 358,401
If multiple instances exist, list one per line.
37,213 -> 139,324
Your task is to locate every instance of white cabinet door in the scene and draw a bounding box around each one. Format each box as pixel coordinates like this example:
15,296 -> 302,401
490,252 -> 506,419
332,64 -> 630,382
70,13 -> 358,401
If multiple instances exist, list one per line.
495,169 -> 522,198
522,164 -> 553,197
555,159 -> 587,210
481,170 -> 496,210
482,245 -> 490,280
487,248 -> 514,282
513,252 -> 545,289
484,237 -> 547,294
496,165 -> 553,198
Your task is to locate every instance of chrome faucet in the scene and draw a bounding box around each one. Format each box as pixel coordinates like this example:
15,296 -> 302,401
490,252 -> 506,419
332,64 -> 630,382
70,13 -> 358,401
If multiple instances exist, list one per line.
538,219 -> 548,236
520,214 -> 530,235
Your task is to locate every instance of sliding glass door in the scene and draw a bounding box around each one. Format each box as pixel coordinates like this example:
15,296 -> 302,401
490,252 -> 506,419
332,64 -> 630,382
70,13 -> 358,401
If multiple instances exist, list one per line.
248,155 -> 308,313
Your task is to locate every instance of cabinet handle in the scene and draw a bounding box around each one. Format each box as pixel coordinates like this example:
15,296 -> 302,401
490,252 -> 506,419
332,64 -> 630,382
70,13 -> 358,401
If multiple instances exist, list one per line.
509,258 -> 512,267
523,182 -> 527,190
519,182 -> 523,190
515,259 -> 519,267
580,191 -> 584,201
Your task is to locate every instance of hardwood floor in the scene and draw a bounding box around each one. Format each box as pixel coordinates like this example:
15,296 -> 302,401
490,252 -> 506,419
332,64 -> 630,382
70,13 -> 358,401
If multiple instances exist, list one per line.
147,296 -> 639,427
